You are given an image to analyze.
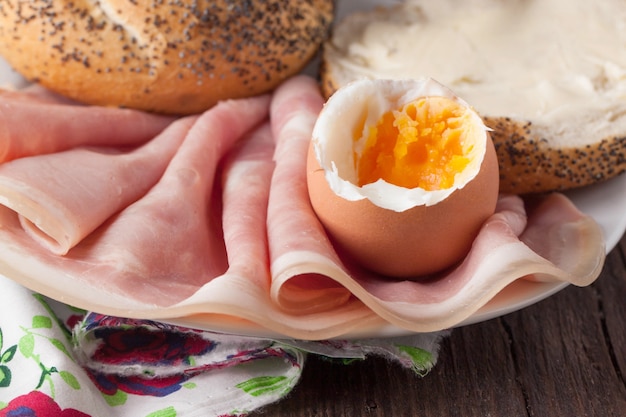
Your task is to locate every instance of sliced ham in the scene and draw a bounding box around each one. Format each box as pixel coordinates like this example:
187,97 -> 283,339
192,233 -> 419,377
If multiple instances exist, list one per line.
0,116 -> 197,254
0,78 -> 607,339
163,119 -> 379,339
66,94 -> 272,302
167,121 -> 278,313
220,122 -> 275,290
0,94 -> 270,305
267,76 -> 360,314
0,91 -> 175,162
519,193 -> 607,282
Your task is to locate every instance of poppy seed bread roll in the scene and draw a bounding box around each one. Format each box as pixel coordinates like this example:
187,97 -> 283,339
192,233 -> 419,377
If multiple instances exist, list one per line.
0,0 -> 334,115
320,0 -> 626,194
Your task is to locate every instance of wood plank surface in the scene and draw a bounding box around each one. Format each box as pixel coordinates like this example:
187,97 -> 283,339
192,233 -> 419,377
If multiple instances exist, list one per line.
253,233 -> 626,417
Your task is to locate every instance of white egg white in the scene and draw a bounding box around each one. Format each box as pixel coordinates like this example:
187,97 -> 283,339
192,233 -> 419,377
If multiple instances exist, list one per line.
311,77 -> 490,212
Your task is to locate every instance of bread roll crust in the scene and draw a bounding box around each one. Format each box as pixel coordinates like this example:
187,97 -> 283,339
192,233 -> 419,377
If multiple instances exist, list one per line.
482,117 -> 626,194
0,0 -> 334,115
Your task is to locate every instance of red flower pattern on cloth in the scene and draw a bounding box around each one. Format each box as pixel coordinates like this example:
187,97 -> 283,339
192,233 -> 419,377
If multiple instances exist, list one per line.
87,371 -> 190,398
80,313 -> 217,397
0,391 -> 91,417
90,324 -> 216,366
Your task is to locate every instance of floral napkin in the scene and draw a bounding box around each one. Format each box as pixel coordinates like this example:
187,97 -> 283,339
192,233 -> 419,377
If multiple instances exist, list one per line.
0,274 -> 446,417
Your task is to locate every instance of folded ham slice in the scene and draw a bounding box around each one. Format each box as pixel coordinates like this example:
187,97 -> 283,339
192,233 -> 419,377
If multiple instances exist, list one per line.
64,94 -> 271,301
0,88 -> 175,162
0,116 -> 197,254
0,76 -> 607,339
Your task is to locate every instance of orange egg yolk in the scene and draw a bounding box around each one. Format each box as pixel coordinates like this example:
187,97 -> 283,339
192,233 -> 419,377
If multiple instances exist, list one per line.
356,96 -> 473,190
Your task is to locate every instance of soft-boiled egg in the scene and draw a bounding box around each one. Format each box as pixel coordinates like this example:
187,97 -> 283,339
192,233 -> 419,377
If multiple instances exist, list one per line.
306,78 -> 500,278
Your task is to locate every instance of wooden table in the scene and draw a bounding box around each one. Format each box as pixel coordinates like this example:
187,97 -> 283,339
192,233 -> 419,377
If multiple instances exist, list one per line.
254,232 -> 626,416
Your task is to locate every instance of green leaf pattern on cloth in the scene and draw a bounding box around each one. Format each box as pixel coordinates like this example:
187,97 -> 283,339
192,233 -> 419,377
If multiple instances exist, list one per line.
0,329 -> 17,389
396,344 -> 436,376
236,376 -> 291,397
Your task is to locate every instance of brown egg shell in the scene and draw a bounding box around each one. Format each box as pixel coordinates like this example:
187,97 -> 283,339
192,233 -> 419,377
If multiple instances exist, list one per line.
306,134 -> 500,279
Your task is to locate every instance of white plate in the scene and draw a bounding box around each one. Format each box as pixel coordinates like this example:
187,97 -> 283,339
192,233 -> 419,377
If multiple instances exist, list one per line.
1,10 -> 624,339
